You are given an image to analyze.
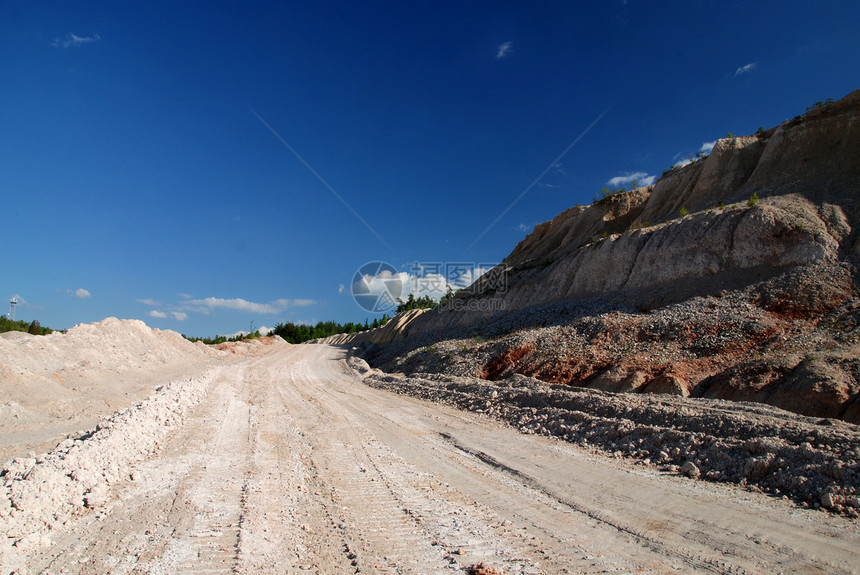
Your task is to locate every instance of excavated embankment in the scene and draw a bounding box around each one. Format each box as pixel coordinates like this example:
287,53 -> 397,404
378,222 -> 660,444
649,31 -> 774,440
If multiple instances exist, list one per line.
362,89 -> 860,424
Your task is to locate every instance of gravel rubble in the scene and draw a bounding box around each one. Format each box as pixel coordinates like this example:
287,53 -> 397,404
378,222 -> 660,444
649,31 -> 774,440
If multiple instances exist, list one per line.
359,363 -> 860,516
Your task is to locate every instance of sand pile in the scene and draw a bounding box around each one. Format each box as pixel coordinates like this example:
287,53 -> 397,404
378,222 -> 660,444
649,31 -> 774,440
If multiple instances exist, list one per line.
0,368 -> 218,564
0,318 -> 221,461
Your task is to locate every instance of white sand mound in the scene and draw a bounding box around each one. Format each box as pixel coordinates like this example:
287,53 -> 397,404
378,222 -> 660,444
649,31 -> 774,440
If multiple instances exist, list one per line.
0,317 -> 217,380
0,318 -> 222,461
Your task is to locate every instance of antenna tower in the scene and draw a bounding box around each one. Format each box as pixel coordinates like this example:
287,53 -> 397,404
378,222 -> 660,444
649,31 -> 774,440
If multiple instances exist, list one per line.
8,297 -> 17,321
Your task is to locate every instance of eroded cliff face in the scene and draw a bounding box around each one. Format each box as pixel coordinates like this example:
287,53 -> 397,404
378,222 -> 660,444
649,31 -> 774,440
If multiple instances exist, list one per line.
373,89 -> 860,423
407,89 -> 860,336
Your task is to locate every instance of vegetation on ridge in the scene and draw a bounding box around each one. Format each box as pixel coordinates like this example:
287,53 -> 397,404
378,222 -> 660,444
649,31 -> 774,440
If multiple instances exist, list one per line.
183,316 -> 392,345
0,317 -> 53,336
268,316 -> 391,344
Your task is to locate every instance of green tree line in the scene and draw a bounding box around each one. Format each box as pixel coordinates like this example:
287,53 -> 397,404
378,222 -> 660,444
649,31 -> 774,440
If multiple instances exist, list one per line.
395,287 -> 457,314
268,315 -> 390,344
0,317 -> 53,335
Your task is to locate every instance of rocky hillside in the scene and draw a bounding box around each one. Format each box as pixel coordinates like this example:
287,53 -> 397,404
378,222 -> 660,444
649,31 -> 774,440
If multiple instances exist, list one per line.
364,89 -> 860,423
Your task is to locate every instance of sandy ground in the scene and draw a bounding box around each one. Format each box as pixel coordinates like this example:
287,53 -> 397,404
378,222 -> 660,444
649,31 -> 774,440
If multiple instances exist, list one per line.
3,337 -> 858,574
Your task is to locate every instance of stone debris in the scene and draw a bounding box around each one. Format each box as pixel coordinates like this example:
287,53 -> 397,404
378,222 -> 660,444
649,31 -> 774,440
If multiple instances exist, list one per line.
362,360 -> 860,516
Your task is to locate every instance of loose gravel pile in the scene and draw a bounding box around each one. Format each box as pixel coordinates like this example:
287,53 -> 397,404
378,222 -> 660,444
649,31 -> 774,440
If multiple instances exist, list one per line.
360,363 -> 860,516
0,367 -> 218,565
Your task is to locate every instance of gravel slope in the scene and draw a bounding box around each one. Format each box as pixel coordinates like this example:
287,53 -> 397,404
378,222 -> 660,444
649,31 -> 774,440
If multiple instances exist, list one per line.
369,261 -> 860,423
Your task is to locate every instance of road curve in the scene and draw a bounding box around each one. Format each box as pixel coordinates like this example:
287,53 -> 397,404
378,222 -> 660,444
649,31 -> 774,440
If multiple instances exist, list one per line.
30,344 -> 860,574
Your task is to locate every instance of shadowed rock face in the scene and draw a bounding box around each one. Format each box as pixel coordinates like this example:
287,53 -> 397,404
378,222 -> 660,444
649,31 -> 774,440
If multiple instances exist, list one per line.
362,89 -> 860,423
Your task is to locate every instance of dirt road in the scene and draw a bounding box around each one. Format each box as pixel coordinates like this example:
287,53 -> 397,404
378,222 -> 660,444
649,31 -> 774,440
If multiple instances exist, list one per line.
24,344 -> 860,574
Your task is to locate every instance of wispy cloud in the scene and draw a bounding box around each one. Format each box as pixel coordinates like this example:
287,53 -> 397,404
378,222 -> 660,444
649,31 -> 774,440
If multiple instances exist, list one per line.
147,310 -> 186,321
734,62 -> 756,76
518,223 -> 532,234
52,33 -> 101,49
700,140 -> 716,154
139,294 -> 313,321
182,296 -> 317,315
63,288 -> 90,298
496,41 -> 513,59
607,172 -> 655,188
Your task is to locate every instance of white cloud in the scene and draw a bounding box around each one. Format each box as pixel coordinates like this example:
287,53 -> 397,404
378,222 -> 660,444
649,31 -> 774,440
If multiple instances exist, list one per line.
338,284 -> 345,294
182,297 -> 317,315
734,62 -> 756,76
353,265 -> 493,307
607,172 -> 655,188
700,140 -> 716,154
142,294 -> 311,320
353,270 -> 413,308
518,223 -> 532,234
184,297 -> 281,314
74,288 -> 91,299
52,33 -> 101,48
496,41 -> 513,59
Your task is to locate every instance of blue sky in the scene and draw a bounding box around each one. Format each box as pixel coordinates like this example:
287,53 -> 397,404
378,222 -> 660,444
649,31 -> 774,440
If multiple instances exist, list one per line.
2,1 -> 858,336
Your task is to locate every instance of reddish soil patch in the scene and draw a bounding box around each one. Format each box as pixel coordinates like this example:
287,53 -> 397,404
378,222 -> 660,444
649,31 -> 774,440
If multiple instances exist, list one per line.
526,355 -> 612,385
467,564 -> 503,575
481,345 -> 535,381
